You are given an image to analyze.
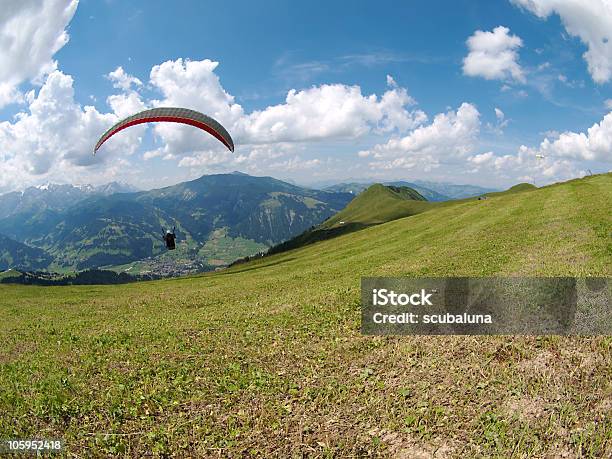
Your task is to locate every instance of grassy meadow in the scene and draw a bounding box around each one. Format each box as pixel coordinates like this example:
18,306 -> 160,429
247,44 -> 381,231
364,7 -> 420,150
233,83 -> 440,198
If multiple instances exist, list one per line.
0,173 -> 610,457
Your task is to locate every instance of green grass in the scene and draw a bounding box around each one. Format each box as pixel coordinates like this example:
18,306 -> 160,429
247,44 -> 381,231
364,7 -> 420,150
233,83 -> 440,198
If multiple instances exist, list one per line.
0,269 -> 21,280
324,183 -> 431,228
272,182 -> 506,255
0,173 -> 610,457
266,184 -> 435,254
483,182 -> 538,198
198,228 -> 268,266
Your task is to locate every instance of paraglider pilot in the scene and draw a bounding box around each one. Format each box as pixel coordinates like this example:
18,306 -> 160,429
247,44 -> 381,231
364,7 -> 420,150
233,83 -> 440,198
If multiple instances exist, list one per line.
163,227 -> 176,250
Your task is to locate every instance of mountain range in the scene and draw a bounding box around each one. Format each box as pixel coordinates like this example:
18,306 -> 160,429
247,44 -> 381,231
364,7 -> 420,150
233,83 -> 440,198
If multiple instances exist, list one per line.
0,173 -> 353,273
0,182 -> 138,220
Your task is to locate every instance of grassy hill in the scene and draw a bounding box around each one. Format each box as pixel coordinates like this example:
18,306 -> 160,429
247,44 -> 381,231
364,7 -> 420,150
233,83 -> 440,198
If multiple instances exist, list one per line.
268,180 -> 510,255
325,181 -> 451,201
324,184 -> 429,227
324,180 -> 497,201
482,182 -> 538,198
267,184 -> 430,255
0,173 -> 610,456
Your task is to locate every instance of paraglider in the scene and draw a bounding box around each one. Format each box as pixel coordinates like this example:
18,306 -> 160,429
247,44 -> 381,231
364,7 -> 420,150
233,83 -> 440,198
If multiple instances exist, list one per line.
93,107 -> 235,251
93,107 -> 235,154
163,227 -> 176,250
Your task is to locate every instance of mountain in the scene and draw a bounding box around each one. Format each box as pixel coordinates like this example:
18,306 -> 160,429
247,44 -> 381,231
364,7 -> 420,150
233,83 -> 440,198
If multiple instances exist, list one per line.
0,173 -> 354,271
0,234 -> 53,271
323,182 -> 365,195
134,173 -> 352,245
324,184 -> 429,226
384,181 -> 450,201
326,181 -> 448,201
325,180 -> 497,201
2,174 -> 609,456
91,182 -> 140,196
410,179 -> 497,199
0,182 -> 139,220
269,184 -> 431,254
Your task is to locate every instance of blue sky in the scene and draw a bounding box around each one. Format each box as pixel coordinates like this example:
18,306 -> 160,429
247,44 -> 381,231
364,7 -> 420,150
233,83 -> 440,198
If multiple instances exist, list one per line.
0,0 -> 610,192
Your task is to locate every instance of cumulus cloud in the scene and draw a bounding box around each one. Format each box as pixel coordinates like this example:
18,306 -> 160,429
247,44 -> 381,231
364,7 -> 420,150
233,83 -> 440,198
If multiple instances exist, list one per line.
468,151 -> 495,165
487,107 -> 510,135
106,66 -> 143,91
466,146 -> 581,183
104,67 -> 147,119
359,103 -> 481,170
1,53 -> 602,191
239,83 -> 425,143
463,26 -> 525,83
145,58 -> 426,164
465,108 -> 612,184
142,148 -> 164,161
0,57 -> 431,190
512,0 -> 612,83
0,70 -> 143,192
0,0 -> 78,107
524,111 -> 612,162
176,149 -> 240,169
268,156 -> 322,171
106,91 -> 147,119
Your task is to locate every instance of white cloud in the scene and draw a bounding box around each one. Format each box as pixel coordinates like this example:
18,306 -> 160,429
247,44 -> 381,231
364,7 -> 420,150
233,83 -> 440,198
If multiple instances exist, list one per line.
525,111 -> 612,162
488,107 -> 510,135
360,103 -> 481,170
142,148 -> 163,161
468,151 -> 495,165
104,68 -> 147,119
268,156 -> 322,171
0,70 -> 143,192
512,0 -> 612,83
150,59 -> 241,122
460,108 -> 612,187
106,91 -> 147,119
0,0 -> 78,107
106,66 -> 143,91
1,54 -> 603,191
537,62 -> 551,71
238,80 -> 425,144
605,99 -> 612,109
0,58 -> 430,190
147,58 -> 426,159
465,145 -> 582,183
463,108 -> 612,183
463,26 -> 525,83
0,83 -> 24,108
176,150 -> 238,169
147,59 -> 245,155
386,74 -> 398,87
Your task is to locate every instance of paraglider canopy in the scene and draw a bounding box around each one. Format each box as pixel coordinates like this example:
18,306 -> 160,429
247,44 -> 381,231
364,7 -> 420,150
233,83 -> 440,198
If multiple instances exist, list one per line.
93,107 -> 234,154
